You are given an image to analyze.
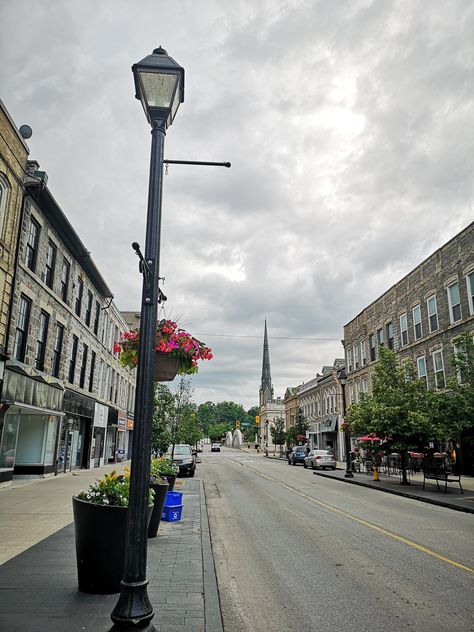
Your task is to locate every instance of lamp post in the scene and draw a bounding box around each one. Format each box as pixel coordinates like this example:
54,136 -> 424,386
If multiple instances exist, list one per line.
111,47 -> 184,631
337,367 -> 354,478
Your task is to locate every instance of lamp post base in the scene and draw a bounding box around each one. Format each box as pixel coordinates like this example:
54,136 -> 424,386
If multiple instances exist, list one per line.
110,580 -> 154,629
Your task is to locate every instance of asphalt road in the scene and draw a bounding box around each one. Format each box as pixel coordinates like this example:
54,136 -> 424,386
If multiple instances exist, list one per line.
199,447 -> 474,632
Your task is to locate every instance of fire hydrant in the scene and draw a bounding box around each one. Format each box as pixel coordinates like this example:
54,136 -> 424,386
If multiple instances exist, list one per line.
372,465 -> 380,481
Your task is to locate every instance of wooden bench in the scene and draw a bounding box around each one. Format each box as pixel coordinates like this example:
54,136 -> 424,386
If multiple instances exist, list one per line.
421,461 -> 463,494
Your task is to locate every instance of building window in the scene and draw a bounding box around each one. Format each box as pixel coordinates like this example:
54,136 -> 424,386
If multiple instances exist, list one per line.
386,322 -> 394,350
416,356 -> 427,388
466,272 -> 474,316
75,278 -> 84,317
377,328 -> 384,347
60,259 -> 70,303
360,341 -> 367,367
26,217 -> 40,272
13,295 -> 32,362
45,240 -> 57,289
432,349 -> 445,389
447,282 -> 462,323
79,344 -> 88,389
52,323 -> 64,378
412,304 -> 422,340
362,377 -> 369,393
35,310 -> 50,371
93,301 -> 100,335
85,290 -> 93,327
426,295 -> 438,333
369,334 -> 376,361
347,348 -> 353,372
399,313 -> 408,346
0,175 -> 10,237
89,351 -> 96,392
353,344 -> 359,369
69,335 -> 79,384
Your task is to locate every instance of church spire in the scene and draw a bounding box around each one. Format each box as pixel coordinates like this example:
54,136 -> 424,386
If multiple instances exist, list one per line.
260,319 -> 274,406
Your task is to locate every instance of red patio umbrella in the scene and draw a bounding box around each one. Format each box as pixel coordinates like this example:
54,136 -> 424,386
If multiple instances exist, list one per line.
358,435 -> 381,441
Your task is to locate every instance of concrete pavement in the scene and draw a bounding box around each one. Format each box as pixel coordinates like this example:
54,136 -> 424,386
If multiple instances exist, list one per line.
0,464 -> 223,632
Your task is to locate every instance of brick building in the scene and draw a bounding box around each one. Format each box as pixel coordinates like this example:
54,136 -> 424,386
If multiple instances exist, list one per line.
343,222 -> 474,472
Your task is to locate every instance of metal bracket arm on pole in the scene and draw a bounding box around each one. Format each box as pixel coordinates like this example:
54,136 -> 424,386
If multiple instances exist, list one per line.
163,159 -> 231,168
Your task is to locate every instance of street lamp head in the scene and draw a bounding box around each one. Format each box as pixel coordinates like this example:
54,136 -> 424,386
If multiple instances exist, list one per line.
132,46 -> 185,128
337,367 -> 347,386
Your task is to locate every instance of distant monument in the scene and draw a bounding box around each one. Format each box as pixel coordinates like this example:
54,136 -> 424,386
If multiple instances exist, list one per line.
225,431 -> 233,447
232,429 -> 243,448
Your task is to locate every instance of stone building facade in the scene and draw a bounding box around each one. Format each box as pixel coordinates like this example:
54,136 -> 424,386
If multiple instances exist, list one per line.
0,101 -> 28,365
0,161 -> 136,481
297,359 -> 345,459
283,386 -> 299,432
343,222 -> 474,471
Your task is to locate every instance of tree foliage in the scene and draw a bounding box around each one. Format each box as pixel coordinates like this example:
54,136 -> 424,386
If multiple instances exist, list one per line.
270,417 -> 286,453
286,408 -> 308,446
346,347 -> 431,483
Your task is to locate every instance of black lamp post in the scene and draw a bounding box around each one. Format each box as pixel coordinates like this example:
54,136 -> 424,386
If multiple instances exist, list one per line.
111,47 -> 184,631
337,367 -> 354,478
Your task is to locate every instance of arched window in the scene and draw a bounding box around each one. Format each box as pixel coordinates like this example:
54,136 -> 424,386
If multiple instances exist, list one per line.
0,174 -> 10,239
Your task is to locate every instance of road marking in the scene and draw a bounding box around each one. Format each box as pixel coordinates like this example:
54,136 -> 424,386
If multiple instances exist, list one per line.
237,461 -> 474,575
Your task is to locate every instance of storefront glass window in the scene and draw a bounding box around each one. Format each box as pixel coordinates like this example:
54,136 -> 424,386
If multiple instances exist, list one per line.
0,411 -> 19,468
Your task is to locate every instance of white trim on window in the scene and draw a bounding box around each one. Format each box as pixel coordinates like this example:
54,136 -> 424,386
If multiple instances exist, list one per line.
412,304 -> 422,340
426,295 -> 438,333
447,281 -> 462,323
416,356 -> 428,388
432,349 -> 445,389
466,271 -> 474,316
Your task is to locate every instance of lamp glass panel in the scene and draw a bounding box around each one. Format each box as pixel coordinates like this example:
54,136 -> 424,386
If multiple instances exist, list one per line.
139,71 -> 178,109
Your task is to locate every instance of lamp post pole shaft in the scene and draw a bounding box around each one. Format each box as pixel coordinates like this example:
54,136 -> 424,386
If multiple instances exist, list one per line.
341,383 -> 354,478
111,120 -> 166,628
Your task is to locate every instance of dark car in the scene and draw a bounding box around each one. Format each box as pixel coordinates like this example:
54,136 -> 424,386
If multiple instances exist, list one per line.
167,444 -> 197,477
288,446 -> 308,466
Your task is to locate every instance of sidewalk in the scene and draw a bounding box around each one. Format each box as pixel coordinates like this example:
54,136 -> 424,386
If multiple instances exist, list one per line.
314,462 -> 474,514
259,451 -> 474,513
0,465 -> 223,632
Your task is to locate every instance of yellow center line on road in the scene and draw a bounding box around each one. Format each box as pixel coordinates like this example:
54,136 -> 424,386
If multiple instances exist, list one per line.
238,460 -> 474,575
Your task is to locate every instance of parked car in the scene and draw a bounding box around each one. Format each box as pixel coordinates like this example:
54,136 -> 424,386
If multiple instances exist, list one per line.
211,443 -> 221,452
304,449 -> 336,470
167,444 -> 197,476
288,446 -> 308,465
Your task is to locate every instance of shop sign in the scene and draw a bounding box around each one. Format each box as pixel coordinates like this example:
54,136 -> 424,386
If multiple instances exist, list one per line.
118,411 -> 127,429
321,416 -> 338,433
127,418 -> 134,430
93,403 -> 108,428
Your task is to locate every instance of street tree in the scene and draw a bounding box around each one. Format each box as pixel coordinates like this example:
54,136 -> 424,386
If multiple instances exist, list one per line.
270,416 -> 286,455
286,408 -> 308,447
347,346 -> 431,484
428,332 -> 474,467
151,383 -> 175,454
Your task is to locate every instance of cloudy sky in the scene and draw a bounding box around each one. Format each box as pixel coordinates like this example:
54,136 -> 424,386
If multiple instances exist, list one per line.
1,1 -> 473,409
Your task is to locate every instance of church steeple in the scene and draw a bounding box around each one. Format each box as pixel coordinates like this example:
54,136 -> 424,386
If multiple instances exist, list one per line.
260,319 -> 274,406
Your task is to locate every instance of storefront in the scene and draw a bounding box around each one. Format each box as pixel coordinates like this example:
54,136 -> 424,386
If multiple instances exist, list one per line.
308,423 -> 319,450
61,389 -> 95,472
91,402 -> 108,468
115,412 -> 127,462
126,416 -> 134,459
320,415 -> 340,458
0,361 -> 64,480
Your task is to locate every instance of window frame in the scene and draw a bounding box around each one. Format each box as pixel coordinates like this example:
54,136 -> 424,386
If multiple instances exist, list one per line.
75,278 -> 84,317
69,335 -> 79,384
447,281 -> 462,323
426,295 -> 438,333
35,310 -> 50,371
416,356 -> 428,388
432,349 -> 445,389
52,322 -> 64,378
26,217 -> 40,272
466,271 -> 474,316
399,313 -> 408,346
45,240 -> 57,289
412,304 -> 422,340
369,334 -> 376,362
13,294 -> 32,362
386,322 -> 394,350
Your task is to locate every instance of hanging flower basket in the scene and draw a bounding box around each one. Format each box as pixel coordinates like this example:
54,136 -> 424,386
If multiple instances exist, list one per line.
114,319 -> 212,381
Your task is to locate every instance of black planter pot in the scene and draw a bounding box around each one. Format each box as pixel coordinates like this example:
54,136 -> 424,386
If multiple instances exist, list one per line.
148,481 -> 169,538
72,497 -> 152,594
154,352 -> 180,382
165,474 -> 177,490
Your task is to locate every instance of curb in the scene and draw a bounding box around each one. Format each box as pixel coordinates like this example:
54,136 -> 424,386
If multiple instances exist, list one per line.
313,471 -> 474,514
200,480 -> 224,632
